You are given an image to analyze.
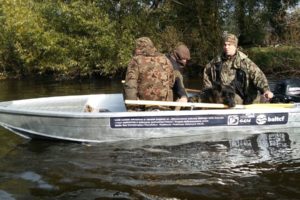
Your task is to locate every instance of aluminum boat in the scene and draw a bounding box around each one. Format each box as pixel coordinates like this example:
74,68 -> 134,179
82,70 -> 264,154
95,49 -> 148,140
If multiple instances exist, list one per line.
0,93 -> 299,143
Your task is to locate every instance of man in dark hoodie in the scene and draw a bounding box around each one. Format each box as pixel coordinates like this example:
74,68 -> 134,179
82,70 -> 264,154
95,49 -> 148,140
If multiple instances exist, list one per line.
166,43 -> 191,109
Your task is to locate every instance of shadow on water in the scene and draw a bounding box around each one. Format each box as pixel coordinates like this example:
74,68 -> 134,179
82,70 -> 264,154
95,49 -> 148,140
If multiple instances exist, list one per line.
0,129 -> 299,200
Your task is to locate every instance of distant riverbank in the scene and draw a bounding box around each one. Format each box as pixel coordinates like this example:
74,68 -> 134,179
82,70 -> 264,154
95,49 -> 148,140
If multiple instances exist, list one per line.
247,45 -> 300,78
0,46 -> 299,81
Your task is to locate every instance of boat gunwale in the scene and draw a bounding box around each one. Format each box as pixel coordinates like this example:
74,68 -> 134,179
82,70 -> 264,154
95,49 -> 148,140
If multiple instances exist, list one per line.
0,94 -> 299,119
0,104 -> 298,119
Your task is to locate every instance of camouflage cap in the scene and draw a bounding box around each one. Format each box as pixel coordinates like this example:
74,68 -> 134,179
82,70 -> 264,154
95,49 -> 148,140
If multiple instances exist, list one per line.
174,43 -> 190,60
223,33 -> 238,47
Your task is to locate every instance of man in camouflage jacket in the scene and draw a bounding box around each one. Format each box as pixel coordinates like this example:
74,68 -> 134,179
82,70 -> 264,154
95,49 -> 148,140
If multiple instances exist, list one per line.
124,37 -> 174,110
203,33 -> 273,104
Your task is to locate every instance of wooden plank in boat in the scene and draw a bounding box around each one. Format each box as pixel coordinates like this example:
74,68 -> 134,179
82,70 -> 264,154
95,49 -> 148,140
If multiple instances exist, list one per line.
125,100 -> 295,109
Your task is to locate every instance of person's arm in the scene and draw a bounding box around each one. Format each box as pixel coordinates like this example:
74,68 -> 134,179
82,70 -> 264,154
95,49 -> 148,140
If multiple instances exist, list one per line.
166,59 -> 175,92
246,59 -> 274,100
124,58 -> 139,100
203,63 -> 214,89
173,70 -> 187,100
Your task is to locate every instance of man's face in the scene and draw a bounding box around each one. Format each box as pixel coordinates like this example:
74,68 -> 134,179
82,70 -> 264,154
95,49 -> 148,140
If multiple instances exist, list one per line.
223,42 -> 237,56
178,59 -> 188,67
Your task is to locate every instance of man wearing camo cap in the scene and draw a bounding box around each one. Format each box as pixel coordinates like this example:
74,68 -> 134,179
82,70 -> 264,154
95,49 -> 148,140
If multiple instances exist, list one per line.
203,33 -> 273,104
124,37 -> 174,110
166,43 -> 191,109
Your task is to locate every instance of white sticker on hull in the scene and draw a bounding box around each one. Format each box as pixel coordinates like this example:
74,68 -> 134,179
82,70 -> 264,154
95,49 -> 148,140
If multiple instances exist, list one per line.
110,113 -> 288,128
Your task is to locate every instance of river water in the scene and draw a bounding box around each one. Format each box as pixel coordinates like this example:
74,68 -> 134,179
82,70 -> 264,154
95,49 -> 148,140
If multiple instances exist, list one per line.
0,79 -> 299,200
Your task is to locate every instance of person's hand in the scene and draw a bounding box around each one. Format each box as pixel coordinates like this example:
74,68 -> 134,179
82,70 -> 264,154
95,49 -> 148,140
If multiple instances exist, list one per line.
177,96 -> 188,103
175,96 -> 188,111
263,91 -> 274,100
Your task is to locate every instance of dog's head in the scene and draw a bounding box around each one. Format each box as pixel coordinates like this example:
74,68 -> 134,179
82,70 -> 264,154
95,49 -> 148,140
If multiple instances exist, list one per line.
220,85 -> 236,107
201,83 -> 236,108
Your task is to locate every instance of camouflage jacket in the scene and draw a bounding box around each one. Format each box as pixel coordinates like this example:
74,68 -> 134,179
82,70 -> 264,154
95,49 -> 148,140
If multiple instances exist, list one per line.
124,53 -> 174,102
203,51 -> 270,104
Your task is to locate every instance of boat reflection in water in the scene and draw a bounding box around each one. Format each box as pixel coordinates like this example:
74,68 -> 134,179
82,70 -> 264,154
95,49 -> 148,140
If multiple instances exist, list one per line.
125,131 -> 295,172
83,130 -> 298,182
225,132 -> 292,167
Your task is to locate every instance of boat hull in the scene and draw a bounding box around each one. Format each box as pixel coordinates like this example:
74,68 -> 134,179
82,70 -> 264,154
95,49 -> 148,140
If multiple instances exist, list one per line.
0,94 -> 299,143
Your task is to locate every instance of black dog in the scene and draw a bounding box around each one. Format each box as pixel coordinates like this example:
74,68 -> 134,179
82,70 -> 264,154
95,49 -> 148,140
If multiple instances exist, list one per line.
189,83 -> 236,108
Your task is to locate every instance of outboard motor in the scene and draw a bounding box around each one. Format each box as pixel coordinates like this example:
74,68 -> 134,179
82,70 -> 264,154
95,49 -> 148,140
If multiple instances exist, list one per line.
271,79 -> 300,103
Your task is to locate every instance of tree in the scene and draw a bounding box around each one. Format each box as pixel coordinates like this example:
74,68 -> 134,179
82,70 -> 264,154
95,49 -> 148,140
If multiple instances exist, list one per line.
284,7 -> 300,45
0,0 -> 298,79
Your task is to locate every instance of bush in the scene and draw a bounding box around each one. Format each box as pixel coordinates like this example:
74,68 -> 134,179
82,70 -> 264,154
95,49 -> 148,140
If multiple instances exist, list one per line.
0,1 -> 131,79
246,46 -> 300,78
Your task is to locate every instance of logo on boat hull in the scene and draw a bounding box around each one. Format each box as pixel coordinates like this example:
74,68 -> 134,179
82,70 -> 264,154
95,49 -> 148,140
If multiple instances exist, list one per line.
256,114 -> 267,125
255,114 -> 286,125
227,115 -> 239,125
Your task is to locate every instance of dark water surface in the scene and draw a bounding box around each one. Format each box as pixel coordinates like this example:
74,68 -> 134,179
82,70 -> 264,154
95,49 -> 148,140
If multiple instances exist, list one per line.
0,79 -> 299,200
